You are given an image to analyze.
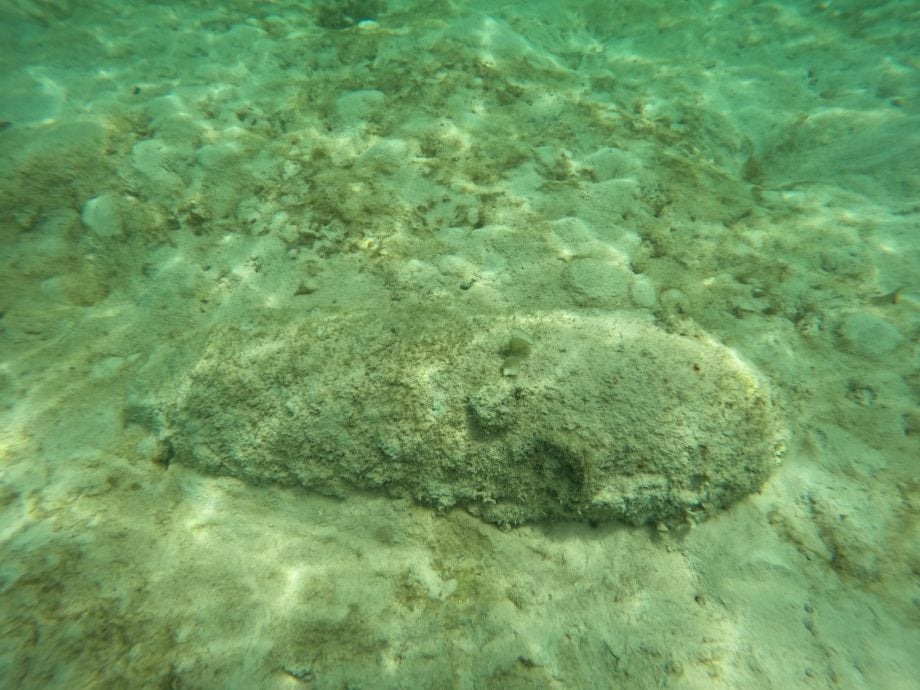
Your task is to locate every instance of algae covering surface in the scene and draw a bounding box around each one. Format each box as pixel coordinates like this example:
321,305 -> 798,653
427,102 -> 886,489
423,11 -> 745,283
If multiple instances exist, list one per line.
136,308 -> 785,526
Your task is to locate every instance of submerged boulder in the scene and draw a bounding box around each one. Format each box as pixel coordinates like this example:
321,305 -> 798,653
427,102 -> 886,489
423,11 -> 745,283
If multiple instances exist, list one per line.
132,308 -> 785,526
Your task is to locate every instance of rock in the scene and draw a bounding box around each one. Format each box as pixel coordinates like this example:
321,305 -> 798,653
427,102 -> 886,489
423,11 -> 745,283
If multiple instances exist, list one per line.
81,193 -> 122,237
839,311 -> 904,358
563,258 -> 633,307
131,308 -> 786,526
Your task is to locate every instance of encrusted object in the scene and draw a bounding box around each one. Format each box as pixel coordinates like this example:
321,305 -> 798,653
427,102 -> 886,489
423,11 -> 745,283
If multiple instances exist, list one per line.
130,308 -> 786,526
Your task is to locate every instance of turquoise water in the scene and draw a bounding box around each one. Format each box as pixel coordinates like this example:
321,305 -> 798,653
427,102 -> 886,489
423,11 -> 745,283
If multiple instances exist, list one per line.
1,1 -> 918,688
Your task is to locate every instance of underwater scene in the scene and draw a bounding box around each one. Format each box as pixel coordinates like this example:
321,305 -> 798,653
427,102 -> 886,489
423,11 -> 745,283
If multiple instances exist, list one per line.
1,0 -> 918,687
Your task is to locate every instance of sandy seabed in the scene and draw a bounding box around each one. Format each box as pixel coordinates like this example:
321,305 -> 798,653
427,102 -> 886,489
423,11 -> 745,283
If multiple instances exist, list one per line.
1,1 -> 919,688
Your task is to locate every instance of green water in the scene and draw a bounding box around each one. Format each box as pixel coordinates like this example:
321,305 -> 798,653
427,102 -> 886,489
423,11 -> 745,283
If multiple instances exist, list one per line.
1,1 -> 918,688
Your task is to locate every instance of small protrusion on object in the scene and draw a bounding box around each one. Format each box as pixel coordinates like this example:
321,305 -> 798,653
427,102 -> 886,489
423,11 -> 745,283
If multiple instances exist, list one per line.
504,329 -> 534,357
500,329 -> 534,376
501,355 -> 522,377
